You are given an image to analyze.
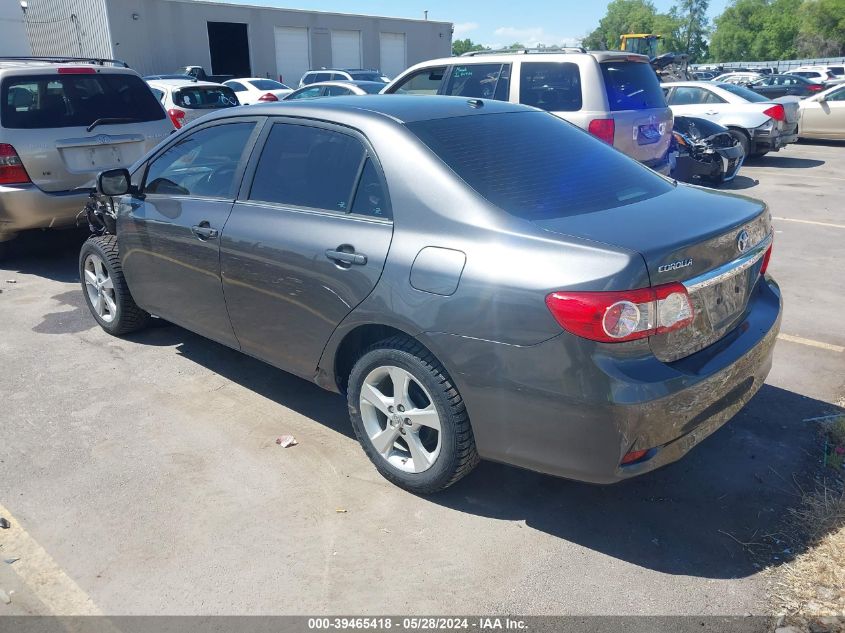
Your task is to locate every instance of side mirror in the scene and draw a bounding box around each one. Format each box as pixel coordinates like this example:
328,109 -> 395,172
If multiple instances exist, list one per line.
97,168 -> 131,197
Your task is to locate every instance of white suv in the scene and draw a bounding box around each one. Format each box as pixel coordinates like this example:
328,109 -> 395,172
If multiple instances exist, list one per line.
0,57 -> 173,253
298,69 -> 390,87
383,49 -> 673,174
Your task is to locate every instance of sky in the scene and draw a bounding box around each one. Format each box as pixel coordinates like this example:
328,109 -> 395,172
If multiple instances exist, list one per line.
203,0 -> 732,48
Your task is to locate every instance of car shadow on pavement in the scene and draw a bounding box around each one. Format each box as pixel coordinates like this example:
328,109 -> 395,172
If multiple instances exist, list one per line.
431,384 -> 842,580
0,229 -> 88,283
721,175 -> 759,190
749,156 -> 825,168
129,323 -> 355,440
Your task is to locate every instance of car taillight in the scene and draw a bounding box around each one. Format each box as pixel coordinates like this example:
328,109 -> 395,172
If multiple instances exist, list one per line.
167,108 -> 186,129
760,243 -> 773,276
258,92 -> 279,102
808,84 -> 823,92
0,144 -> 31,185
545,282 -> 694,343
58,67 -> 96,74
763,104 -> 785,122
588,118 -> 615,144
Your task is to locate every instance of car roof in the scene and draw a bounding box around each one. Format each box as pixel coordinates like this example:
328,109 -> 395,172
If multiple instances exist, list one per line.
295,80 -> 382,89
399,50 -> 648,69
228,77 -> 284,83
147,79 -> 225,88
210,94 -> 529,124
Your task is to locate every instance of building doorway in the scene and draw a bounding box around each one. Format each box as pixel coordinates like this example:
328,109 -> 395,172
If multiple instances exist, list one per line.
207,22 -> 251,78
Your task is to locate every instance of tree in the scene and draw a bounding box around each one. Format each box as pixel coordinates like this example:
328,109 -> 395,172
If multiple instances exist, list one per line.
798,0 -> 845,56
452,38 -> 486,56
674,0 -> 711,61
582,0 -> 660,50
708,0 -> 801,61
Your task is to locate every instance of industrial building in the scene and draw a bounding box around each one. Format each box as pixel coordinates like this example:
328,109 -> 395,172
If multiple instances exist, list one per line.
17,0 -> 452,83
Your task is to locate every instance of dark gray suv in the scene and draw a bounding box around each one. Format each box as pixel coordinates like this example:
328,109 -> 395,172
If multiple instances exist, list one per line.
80,96 -> 781,494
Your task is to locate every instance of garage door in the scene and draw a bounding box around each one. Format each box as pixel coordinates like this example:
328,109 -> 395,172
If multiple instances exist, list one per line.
274,26 -> 310,86
331,30 -> 362,69
379,32 -> 406,79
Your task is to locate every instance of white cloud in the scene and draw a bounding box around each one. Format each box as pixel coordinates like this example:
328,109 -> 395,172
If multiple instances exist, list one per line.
490,26 -> 580,49
453,22 -> 480,38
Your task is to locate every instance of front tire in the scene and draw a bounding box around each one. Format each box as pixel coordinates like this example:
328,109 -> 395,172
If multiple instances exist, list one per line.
347,336 -> 479,494
79,235 -> 150,336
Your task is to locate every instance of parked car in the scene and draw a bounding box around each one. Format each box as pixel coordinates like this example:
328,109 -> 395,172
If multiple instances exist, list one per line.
79,95 -> 780,494
798,83 -> 845,140
299,69 -> 390,88
284,81 -> 386,100
712,72 -> 762,85
223,78 -> 293,104
178,65 -> 233,84
747,74 -> 825,99
692,71 -> 715,80
0,57 -> 173,255
662,81 -> 800,157
146,79 -> 239,129
383,49 -> 673,174
786,68 -> 845,87
671,116 -> 744,185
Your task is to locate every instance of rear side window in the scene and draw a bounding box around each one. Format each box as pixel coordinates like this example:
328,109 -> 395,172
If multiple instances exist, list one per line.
520,62 -> 582,112
144,122 -> 255,198
667,86 -> 724,105
600,61 -> 666,111
249,124 -> 366,212
351,159 -> 391,219
1,72 -> 165,129
444,64 -> 511,101
349,72 -> 382,82
324,85 -> 353,96
173,86 -> 238,109
390,66 -> 446,95
315,73 -> 332,82
288,87 -> 322,100
407,111 -> 672,220
719,83 -> 768,103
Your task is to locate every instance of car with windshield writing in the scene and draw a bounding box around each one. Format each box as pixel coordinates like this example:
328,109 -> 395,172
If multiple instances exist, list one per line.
382,49 -> 673,175
146,78 -> 239,129
79,96 -> 780,494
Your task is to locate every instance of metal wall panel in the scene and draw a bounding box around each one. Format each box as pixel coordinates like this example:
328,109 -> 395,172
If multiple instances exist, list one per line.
23,0 -> 112,60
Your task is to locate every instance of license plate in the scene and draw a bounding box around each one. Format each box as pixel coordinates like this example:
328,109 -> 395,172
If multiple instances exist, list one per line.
704,270 -> 750,329
59,143 -> 142,174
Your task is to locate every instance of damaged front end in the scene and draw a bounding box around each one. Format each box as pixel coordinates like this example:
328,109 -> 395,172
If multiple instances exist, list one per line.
671,116 -> 745,186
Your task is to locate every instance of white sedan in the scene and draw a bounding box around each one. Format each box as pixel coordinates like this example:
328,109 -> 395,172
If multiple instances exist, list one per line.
662,81 -> 800,157
799,84 -> 845,140
223,78 -> 293,104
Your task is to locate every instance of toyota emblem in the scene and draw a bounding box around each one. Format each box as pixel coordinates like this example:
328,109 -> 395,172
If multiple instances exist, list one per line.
737,229 -> 750,253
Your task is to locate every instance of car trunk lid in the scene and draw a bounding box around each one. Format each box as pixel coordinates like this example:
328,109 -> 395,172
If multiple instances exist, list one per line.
534,186 -> 772,361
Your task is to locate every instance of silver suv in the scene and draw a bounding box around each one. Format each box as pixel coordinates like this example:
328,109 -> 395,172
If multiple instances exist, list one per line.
383,49 -> 673,174
0,57 -> 173,252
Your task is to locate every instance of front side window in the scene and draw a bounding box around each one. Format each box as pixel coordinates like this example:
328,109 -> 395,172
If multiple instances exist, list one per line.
249,124 -> 366,212
144,122 -> 255,198
389,66 -> 446,95
520,62 -> 582,112
1,73 -> 165,129
444,63 -> 510,101
826,87 -> 845,102
324,85 -> 353,96
250,79 -> 288,90
173,86 -> 239,109
315,72 -> 332,82
600,61 -> 666,110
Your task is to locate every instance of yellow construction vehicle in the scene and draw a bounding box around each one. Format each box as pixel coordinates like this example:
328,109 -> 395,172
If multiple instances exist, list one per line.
620,34 -> 661,59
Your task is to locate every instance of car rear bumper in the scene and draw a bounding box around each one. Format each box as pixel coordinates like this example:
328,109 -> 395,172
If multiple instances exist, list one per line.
0,184 -> 89,240
422,276 -> 782,484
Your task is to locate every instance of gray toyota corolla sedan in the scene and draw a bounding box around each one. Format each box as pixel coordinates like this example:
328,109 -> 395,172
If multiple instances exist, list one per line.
80,96 -> 781,494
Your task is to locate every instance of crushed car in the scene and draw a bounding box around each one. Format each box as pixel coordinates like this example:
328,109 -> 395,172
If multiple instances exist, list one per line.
671,116 -> 745,186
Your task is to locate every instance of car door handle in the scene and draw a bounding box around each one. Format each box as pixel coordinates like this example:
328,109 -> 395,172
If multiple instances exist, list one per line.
705,110 -> 719,115
325,248 -> 367,266
191,222 -> 219,241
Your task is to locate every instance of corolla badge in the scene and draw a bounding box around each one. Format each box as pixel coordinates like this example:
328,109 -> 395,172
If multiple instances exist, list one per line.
658,258 -> 694,273
737,229 -> 751,253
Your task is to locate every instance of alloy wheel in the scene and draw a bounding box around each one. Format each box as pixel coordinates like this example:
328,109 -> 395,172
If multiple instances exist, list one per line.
83,254 -> 117,323
359,365 -> 442,473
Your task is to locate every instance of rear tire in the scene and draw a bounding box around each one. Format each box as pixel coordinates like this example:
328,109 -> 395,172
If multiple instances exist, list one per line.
347,335 -> 479,494
79,235 -> 150,336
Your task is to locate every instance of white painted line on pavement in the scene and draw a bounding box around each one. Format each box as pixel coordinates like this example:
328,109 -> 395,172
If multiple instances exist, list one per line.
773,217 -> 845,230
0,502 -> 101,615
778,333 -> 844,353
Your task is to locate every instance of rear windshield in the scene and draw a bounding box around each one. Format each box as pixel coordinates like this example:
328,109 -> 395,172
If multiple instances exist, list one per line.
173,86 -> 239,109
250,79 -> 288,90
718,83 -> 768,103
1,72 -> 165,129
600,61 -> 666,111
407,111 -> 672,220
